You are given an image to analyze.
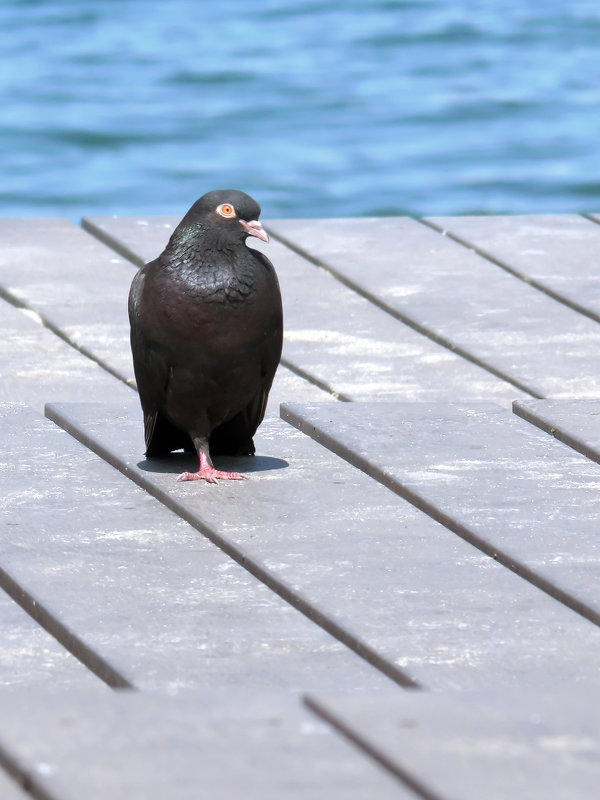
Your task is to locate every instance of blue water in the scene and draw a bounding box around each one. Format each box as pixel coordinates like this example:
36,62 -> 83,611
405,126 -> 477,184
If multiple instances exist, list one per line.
2,0 -> 600,220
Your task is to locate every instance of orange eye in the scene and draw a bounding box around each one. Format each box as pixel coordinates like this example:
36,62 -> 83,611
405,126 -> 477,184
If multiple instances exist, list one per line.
216,203 -> 236,218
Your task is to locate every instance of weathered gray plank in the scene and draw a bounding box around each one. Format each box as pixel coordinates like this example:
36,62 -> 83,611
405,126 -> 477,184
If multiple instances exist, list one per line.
268,216 -> 600,398
83,215 -> 523,406
0,768 -> 30,800
1,403 -> 394,693
0,298 -> 133,413
306,686 -> 600,800
0,688 -> 408,800
280,402 -> 600,626
0,590 -> 96,689
513,398 -> 600,464
81,214 -> 175,267
426,213 -> 600,322
0,218 -> 135,383
45,400 -> 600,692
0,217 -> 330,411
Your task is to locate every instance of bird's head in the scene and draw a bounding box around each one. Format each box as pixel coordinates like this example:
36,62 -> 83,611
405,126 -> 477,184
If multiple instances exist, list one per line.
183,189 -> 269,244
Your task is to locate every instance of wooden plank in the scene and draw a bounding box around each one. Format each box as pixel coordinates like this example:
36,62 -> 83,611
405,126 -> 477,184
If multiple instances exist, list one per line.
513,398 -> 600,464
0,688 -> 408,800
82,215 -> 176,267
426,213 -> 600,322
0,590 -> 97,690
267,216 -> 600,398
0,768 -> 30,800
45,400 -> 600,692
0,404 -> 391,693
0,217 -> 330,411
306,686 -> 600,800
280,402 -> 600,626
83,215 -> 524,406
0,298 -> 133,413
0,218 -> 135,383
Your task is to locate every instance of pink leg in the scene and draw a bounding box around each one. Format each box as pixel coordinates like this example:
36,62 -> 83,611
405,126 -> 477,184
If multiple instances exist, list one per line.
177,451 -> 247,484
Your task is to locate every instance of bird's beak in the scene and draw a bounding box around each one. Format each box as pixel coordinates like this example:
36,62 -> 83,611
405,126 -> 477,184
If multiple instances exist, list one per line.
239,219 -> 269,243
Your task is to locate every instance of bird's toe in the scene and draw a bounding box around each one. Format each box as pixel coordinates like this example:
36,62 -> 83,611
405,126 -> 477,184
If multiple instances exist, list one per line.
176,468 -> 246,483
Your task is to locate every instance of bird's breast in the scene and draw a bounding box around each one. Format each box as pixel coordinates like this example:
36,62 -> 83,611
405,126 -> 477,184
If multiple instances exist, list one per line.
140,261 -> 276,355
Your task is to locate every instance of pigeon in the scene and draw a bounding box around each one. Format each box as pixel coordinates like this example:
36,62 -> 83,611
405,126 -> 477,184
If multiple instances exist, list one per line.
128,189 -> 283,483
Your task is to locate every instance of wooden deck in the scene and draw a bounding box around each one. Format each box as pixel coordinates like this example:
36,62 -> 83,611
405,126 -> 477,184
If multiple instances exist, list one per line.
1,212 -> 600,798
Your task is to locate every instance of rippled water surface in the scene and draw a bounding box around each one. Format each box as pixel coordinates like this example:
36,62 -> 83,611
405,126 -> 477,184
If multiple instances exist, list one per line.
2,0 -> 600,219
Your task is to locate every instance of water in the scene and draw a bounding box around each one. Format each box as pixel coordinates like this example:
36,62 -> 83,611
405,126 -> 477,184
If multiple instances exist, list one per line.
2,0 -> 600,220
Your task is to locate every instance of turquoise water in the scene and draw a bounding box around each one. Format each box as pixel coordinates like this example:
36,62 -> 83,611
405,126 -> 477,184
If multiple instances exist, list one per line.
2,0 -> 600,219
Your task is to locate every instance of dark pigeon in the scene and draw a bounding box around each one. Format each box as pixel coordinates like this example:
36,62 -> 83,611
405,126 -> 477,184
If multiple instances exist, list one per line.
128,189 -> 283,483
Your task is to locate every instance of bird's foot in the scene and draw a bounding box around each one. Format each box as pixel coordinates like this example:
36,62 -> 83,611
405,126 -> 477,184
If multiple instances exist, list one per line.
177,467 -> 247,484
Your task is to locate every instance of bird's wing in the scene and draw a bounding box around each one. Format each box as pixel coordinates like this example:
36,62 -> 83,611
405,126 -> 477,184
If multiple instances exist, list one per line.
209,248 -> 283,457
249,246 -> 283,429
129,267 -> 189,455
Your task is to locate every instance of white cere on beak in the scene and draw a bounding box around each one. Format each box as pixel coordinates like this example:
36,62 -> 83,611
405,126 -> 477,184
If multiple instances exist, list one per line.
239,219 -> 269,242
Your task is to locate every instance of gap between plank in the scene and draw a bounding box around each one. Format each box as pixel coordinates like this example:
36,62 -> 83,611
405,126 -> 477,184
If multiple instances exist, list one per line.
0,286 -> 136,393
0,743 -> 61,800
81,218 -> 145,268
281,405 -> 600,631
266,225 -> 541,400
421,216 -> 600,325
45,403 -> 422,692
279,357 -> 352,402
0,567 -> 134,691
303,695 -> 446,800
512,399 -> 600,466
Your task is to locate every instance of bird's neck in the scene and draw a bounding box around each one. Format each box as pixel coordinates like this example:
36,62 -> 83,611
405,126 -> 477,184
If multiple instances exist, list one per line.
168,222 -> 245,258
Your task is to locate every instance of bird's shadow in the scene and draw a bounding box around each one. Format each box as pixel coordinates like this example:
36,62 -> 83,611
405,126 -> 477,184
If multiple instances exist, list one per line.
137,451 -> 289,475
